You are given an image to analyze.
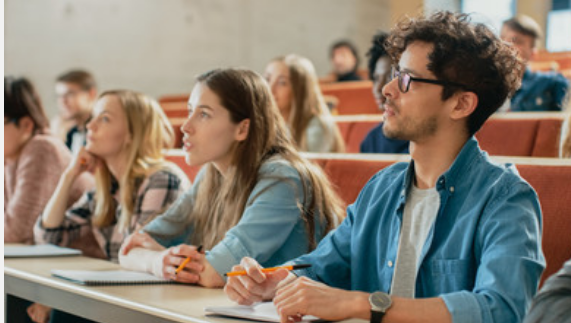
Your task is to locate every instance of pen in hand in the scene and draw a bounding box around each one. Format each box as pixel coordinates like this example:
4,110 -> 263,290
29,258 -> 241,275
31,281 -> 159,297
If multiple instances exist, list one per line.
224,264 -> 311,277
174,245 -> 203,276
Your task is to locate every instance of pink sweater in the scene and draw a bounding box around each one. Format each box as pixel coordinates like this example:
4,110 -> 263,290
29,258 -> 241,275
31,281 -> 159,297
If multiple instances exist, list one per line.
4,134 -> 94,244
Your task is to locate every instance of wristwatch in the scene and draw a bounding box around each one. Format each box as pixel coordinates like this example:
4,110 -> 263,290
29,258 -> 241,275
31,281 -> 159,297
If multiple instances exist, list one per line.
369,291 -> 392,323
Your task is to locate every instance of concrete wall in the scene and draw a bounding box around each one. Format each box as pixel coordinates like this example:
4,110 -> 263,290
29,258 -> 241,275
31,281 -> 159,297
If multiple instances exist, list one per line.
5,0 -> 391,117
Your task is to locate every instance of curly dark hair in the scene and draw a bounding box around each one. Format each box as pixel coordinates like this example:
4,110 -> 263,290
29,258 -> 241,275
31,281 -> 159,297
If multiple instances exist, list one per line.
366,31 -> 390,80
385,11 -> 525,135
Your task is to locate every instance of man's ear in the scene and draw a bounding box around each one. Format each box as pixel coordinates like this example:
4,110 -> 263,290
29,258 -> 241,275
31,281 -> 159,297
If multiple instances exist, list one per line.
235,119 -> 250,142
450,91 -> 478,121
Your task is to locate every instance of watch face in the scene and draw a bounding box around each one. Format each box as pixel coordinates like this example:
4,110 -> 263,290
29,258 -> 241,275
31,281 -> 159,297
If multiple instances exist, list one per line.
370,292 -> 392,311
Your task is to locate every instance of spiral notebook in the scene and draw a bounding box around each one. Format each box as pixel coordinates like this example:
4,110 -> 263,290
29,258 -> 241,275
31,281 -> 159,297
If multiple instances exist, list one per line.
51,269 -> 172,286
205,302 -> 321,323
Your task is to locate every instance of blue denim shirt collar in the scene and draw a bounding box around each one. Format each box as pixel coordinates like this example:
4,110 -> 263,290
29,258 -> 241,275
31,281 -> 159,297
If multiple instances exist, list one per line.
401,136 -> 480,199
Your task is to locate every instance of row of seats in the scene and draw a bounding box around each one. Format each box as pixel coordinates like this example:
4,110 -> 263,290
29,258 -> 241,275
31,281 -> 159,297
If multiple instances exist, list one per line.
335,112 -> 565,156
157,81 -> 381,117
164,150 -> 571,287
167,112 -> 565,157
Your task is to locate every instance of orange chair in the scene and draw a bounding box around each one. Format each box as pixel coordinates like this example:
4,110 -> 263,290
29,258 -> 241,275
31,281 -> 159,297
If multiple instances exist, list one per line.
320,81 -> 379,115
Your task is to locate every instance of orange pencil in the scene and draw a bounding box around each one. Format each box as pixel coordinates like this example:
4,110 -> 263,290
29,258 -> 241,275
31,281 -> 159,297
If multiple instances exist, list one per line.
174,245 -> 203,275
224,264 -> 311,277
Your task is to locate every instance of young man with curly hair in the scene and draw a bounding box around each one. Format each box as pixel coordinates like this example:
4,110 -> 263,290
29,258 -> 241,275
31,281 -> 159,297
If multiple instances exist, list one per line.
224,11 -> 545,323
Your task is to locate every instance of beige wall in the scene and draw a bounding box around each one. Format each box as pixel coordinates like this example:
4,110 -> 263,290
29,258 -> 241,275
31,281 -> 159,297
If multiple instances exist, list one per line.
5,0 -> 391,117
517,0 -> 552,49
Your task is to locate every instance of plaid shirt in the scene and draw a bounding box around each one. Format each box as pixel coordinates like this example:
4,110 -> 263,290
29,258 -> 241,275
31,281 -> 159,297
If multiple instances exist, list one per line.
34,169 -> 189,262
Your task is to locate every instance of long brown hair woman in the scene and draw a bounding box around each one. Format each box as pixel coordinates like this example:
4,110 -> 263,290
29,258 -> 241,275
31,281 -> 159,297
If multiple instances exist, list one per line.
120,68 -> 344,287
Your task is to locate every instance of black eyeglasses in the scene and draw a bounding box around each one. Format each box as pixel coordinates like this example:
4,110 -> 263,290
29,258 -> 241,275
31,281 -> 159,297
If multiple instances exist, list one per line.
392,68 -> 469,93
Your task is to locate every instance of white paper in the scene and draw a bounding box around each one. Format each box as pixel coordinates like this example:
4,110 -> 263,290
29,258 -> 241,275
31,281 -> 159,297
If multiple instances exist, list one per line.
205,302 -> 321,323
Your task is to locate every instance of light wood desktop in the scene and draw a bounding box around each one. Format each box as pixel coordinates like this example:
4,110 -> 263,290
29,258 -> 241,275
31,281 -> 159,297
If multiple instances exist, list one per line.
5,251 -> 367,323
5,254 -> 237,323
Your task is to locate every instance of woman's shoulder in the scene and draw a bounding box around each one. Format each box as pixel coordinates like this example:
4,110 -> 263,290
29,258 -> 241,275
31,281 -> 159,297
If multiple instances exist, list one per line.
22,134 -> 70,157
143,165 -> 191,191
259,156 -> 299,178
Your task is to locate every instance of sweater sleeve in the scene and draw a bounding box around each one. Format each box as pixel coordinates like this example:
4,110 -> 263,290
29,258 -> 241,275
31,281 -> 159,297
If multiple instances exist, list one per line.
4,138 -> 70,244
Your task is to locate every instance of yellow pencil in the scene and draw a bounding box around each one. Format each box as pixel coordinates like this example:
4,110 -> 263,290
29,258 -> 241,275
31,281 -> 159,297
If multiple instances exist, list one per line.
224,264 -> 311,277
174,245 -> 203,275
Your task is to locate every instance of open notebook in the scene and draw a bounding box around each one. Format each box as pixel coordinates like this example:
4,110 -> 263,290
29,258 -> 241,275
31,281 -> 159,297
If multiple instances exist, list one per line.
5,245 -> 82,258
51,269 -> 172,286
205,302 -> 321,323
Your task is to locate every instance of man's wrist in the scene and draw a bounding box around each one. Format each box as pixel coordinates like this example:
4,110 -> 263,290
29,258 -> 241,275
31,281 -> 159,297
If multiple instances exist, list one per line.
345,291 -> 372,320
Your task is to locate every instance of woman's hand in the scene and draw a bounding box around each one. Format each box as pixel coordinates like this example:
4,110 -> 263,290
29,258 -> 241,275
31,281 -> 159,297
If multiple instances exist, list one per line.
155,244 -> 205,284
224,257 -> 295,305
120,231 -> 164,255
64,146 -> 101,179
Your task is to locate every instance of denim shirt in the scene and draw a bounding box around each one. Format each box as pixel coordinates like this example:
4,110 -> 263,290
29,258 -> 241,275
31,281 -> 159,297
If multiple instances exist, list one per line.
511,69 -> 569,112
142,157 -> 329,278
291,137 -> 545,323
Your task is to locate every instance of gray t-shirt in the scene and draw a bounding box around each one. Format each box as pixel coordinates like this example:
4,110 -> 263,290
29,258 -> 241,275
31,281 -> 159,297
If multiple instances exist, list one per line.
390,184 -> 440,298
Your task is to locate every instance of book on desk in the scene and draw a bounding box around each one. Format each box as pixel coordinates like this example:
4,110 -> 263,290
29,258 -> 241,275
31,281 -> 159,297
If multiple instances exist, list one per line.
51,269 -> 173,286
4,244 -> 82,258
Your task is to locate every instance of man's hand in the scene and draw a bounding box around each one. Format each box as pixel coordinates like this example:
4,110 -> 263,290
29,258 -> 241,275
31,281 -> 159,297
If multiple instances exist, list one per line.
273,276 -> 370,323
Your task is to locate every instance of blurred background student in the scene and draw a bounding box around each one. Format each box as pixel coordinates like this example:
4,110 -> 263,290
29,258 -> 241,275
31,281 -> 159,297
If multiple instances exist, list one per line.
36,90 -> 189,261
501,15 -> 569,112
32,90 -> 190,323
264,54 -> 345,153
4,76 -> 93,244
359,31 -> 409,154
52,70 -> 98,154
120,68 -> 344,288
329,40 -> 363,82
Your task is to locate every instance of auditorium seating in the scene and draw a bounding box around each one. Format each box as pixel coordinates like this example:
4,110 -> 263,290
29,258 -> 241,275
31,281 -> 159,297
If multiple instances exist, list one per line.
535,50 -> 571,70
320,81 -> 379,115
334,112 -> 565,156
158,80 -> 381,119
165,150 -> 570,286
158,95 -> 188,118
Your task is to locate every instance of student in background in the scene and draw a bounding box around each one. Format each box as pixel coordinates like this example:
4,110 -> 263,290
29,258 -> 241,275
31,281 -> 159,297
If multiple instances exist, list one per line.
4,76 -> 93,244
264,54 -> 345,153
119,68 -> 344,288
5,76 -> 93,323
225,12 -> 544,323
32,90 -> 189,323
329,40 -> 362,82
53,70 -> 98,154
523,258 -> 571,323
360,31 -> 409,154
35,90 -> 189,261
501,15 -> 569,111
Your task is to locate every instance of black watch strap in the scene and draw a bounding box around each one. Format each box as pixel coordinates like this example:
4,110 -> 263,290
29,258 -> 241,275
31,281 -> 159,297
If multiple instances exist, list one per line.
370,310 -> 385,323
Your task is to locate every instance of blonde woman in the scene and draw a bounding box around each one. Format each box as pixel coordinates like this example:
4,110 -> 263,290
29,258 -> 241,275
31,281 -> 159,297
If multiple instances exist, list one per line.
35,90 -> 189,261
264,54 -> 345,152
120,68 -> 344,288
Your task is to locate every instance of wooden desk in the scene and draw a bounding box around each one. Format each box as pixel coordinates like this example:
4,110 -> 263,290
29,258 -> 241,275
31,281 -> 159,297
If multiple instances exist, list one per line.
5,255 -> 237,323
5,256 -> 367,323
